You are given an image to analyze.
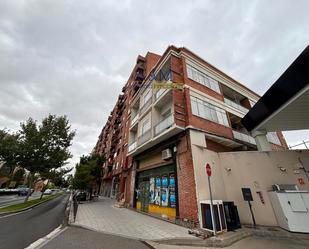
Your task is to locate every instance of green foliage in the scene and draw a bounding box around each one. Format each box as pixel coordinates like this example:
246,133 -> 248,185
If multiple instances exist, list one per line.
12,168 -> 25,184
0,130 -> 20,175
41,167 -> 73,188
0,114 -> 75,200
72,154 -> 105,191
0,192 -> 63,213
19,115 -> 75,174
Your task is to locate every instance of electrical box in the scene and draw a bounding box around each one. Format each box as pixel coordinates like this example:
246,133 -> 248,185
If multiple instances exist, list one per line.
269,190 -> 309,233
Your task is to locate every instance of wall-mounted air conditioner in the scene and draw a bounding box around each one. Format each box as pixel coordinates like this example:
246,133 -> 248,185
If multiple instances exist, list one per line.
162,149 -> 172,160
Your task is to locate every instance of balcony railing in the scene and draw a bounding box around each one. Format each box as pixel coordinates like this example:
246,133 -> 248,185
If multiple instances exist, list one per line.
154,113 -> 174,136
139,98 -> 152,115
128,141 -> 137,152
137,130 -> 151,146
232,130 -> 256,145
155,88 -> 166,100
224,98 -> 249,114
131,113 -> 139,126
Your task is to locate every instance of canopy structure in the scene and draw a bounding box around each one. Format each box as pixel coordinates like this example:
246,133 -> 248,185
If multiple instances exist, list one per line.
242,45 -> 309,133
242,45 -> 309,151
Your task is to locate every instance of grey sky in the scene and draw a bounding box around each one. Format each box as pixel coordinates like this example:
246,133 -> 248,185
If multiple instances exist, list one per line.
1,0 -> 309,168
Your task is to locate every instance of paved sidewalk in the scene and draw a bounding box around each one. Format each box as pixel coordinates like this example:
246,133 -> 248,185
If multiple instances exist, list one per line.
73,197 -> 196,241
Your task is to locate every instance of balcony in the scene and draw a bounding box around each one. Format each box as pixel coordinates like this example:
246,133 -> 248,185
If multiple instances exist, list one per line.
139,98 -> 152,115
155,88 -> 166,100
131,113 -> 139,127
154,113 -> 174,136
224,98 -> 249,114
232,130 -> 256,145
128,141 -> 137,152
137,130 -> 151,146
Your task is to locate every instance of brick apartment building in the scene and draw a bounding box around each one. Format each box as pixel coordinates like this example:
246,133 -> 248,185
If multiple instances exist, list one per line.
94,45 -> 288,228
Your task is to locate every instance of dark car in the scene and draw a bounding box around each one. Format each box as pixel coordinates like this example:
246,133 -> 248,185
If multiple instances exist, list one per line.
76,191 -> 87,202
18,187 -> 29,196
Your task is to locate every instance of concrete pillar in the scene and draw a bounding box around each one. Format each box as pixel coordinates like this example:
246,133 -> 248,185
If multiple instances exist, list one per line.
252,130 -> 271,151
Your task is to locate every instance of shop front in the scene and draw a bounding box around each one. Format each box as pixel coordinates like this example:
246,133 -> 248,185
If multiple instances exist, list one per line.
135,164 -> 177,219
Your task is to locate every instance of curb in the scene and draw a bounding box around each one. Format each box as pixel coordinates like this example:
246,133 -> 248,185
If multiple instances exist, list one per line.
24,226 -> 66,249
0,194 -> 64,217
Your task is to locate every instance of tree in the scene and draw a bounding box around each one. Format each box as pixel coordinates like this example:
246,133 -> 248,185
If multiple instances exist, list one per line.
72,154 -> 105,197
19,115 -> 75,202
39,167 -> 72,199
0,129 -> 21,177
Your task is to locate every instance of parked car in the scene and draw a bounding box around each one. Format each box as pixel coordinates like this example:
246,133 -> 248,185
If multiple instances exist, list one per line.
76,191 -> 87,201
17,187 -> 29,196
43,189 -> 52,195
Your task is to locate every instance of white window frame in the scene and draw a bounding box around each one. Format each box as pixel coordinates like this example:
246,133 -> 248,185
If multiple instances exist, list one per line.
187,64 -> 221,94
141,118 -> 150,134
190,96 -> 229,127
142,89 -> 152,106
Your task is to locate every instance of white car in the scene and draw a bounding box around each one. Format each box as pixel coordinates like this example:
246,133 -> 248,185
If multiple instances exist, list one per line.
43,189 -> 52,195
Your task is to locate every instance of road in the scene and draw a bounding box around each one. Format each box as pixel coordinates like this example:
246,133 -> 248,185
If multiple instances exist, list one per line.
41,226 -> 152,249
0,192 -> 42,208
0,193 -> 69,249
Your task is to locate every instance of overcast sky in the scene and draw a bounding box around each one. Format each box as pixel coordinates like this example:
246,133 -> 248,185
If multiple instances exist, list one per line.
1,0 -> 309,169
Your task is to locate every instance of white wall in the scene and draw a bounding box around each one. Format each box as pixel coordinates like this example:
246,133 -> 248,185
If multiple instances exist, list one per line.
190,130 -> 309,226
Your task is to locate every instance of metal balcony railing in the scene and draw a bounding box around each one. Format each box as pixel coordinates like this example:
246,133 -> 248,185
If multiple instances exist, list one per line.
128,141 -> 137,152
232,130 -> 256,145
137,130 -> 151,146
154,113 -> 174,136
224,98 -> 249,114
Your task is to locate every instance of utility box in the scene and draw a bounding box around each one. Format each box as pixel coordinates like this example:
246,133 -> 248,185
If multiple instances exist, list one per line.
269,190 -> 309,233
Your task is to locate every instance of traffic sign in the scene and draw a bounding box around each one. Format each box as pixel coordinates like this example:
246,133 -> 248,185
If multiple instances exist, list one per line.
206,163 -> 212,177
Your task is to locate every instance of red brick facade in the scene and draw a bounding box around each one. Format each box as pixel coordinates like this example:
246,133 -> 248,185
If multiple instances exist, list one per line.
94,45 -> 288,223
176,132 -> 199,222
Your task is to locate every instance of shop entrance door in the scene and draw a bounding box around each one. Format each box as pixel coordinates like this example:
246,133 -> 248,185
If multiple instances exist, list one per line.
139,181 -> 150,212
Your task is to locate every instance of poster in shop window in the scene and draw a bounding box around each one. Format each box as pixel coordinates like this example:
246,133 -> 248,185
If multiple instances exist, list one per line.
149,177 -> 155,203
154,176 -> 161,205
161,175 -> 169,206
169,174 -> 176,208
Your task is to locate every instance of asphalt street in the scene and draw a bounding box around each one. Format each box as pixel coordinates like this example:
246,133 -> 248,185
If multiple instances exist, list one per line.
0,193 -> 69,249
41,226 -> 152,249
0,192 -> 42,208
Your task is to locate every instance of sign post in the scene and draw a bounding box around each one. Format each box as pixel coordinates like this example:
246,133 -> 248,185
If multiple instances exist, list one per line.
241,187 -> 256,228
206,163 -> 216,235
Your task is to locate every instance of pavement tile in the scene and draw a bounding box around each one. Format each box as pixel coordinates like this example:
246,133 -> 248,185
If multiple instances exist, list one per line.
73,197 -> 195,240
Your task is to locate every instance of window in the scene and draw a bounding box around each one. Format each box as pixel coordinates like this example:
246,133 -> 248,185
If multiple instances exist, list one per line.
142,89 -> 152,106
187,64 -> 221,93
267,132 -> 281,145
141,118 -> 150,134
190,96 -> 229,127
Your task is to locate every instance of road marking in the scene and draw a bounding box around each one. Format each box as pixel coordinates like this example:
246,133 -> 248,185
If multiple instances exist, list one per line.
25,225 -> 67,249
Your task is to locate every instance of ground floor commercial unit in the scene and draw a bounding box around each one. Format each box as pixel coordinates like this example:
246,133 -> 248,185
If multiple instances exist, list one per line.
101,129 -> 309,233
127,131 -> 198,223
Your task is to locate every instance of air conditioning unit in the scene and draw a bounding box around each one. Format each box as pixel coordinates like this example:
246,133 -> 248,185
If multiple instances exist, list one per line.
162,149 -> 172,160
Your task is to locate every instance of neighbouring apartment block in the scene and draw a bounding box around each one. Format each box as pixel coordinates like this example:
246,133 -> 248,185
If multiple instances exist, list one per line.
94,45 -> 308,231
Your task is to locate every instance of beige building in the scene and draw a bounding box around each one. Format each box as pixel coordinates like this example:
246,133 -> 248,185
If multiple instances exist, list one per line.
191,128 -> 309,229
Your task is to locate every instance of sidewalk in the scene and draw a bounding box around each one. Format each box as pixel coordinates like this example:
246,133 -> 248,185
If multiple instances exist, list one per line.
69,197 -> 309,248
72,197 -> 197,241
